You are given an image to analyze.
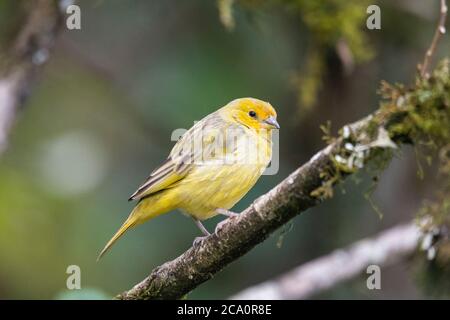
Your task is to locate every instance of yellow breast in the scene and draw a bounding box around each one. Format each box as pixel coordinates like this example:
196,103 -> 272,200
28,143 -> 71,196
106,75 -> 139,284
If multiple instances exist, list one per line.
175,129 -> 272,220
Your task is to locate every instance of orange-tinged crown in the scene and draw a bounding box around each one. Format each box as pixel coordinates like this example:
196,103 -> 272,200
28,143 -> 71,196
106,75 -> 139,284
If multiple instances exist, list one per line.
220,97 -> 279,130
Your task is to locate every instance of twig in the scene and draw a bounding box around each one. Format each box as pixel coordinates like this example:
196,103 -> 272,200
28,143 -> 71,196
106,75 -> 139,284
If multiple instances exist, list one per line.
420,0 -> 448,78
230,222 -> 421,300
0,0 -> 63,155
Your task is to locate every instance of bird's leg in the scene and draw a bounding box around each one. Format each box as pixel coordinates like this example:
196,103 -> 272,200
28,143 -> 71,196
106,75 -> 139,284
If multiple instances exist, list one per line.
215,208 -> 239,234
194,218 -> 211,236
192,218 -> 210,246
216,208 -> 239,218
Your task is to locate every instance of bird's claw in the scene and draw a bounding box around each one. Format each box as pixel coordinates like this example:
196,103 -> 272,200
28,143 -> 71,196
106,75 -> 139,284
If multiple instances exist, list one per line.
215,215 -> 239,234
226,212 -> 239,218
193,236 -> 207,247
215,220 -> 227,234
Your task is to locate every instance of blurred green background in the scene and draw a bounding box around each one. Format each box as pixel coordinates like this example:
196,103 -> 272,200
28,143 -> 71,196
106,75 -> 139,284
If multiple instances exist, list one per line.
0,0 -> 448,299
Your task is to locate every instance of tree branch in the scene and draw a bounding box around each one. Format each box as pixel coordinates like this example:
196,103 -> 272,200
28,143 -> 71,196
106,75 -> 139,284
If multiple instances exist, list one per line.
230,222 -> 421,299
116,109 -> 413,300
419,0 -> 448,78
0,0 -> 63,155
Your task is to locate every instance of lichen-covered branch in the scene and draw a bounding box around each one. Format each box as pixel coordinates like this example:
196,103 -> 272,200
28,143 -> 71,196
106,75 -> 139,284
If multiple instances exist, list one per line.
0,0 -> 63,155
116,141 -> 338,299
114,118 -> 394,300
116,59 -> 450,300
230,222 -> 421,299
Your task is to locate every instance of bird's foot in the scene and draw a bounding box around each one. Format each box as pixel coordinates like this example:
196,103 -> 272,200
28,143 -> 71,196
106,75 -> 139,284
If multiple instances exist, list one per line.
193,236 -> 208,247
214,213 -> 239,234
214,220 -> 228,234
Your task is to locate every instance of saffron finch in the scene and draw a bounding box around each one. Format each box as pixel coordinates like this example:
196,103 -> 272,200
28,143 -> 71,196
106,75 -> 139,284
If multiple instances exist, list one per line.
98,97 -> 280,259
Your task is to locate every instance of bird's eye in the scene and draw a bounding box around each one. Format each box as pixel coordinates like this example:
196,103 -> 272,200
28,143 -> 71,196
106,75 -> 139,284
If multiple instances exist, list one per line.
249,110 -> 257,118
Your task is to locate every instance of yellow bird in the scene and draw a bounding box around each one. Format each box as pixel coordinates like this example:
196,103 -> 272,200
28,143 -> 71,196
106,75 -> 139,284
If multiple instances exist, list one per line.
98,97 -> 280,259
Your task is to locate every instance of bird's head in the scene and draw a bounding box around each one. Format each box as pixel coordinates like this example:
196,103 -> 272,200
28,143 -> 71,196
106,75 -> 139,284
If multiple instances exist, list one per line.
221,97 -> 280,131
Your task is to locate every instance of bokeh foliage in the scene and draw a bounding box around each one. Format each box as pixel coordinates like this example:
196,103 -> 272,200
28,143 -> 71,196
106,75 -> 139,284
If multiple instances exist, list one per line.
218,0 -> 375,112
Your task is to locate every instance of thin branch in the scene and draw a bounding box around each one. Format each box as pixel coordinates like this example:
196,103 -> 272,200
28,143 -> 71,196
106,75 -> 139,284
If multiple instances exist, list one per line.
420,0 -> 448,78
0,0 -> 63,155
230,222 -> 421,300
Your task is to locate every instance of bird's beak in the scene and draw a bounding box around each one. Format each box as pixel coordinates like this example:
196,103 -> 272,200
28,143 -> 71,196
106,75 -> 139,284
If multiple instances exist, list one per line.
263,116 -> 280,129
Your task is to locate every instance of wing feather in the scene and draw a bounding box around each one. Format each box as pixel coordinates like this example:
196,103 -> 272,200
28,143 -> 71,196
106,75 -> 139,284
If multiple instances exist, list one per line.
128,158 -> 182,201
128,112 -> 236,201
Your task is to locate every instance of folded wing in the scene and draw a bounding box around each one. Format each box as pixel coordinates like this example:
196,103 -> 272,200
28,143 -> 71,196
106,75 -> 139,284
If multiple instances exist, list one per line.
128,113 -> 227,201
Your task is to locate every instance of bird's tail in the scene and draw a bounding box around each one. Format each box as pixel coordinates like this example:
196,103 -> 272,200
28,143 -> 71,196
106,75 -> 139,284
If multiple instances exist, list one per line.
97,194 -> 173,261
97,215 -> 138,261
